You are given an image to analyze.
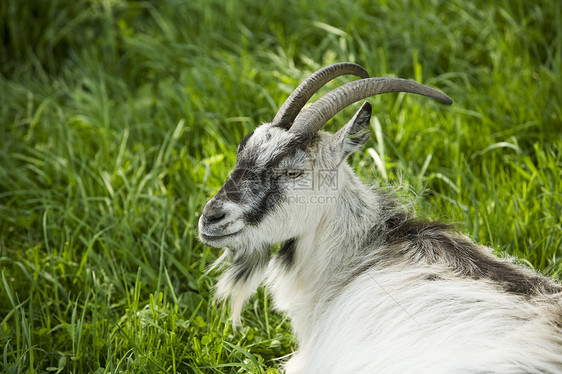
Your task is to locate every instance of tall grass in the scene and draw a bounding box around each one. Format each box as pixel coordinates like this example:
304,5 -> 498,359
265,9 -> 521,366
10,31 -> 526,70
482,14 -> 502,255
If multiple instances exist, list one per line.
1,0 -> 560,372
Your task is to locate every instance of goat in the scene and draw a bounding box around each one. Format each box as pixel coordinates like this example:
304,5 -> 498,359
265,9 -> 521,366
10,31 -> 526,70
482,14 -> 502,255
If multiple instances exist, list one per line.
198,63 -> 562,373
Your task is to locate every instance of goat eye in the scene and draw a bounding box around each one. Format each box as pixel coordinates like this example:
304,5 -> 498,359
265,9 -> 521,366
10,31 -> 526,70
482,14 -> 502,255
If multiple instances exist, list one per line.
285,170 -> 302,178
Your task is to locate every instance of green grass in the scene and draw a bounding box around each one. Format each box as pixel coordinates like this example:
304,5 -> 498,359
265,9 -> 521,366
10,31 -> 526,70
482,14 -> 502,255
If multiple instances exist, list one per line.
1,0 -> 561,372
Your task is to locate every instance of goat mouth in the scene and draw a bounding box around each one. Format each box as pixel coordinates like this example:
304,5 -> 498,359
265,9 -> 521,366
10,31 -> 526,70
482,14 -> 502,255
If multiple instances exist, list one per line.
199,230 -> 243,244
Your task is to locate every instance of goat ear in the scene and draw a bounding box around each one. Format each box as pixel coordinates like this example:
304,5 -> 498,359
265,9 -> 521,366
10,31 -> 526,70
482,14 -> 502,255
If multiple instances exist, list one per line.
333,101 -> 372,160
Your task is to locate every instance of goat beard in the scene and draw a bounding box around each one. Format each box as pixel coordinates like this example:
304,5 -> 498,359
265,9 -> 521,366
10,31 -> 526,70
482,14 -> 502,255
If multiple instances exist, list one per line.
209,243 -> 271,327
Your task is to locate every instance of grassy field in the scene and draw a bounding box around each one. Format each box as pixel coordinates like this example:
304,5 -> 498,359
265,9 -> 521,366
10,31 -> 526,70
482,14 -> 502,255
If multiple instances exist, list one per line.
1,0 -> 561,372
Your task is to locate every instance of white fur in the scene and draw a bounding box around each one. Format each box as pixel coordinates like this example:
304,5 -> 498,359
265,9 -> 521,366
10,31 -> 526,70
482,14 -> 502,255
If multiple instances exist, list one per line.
272,256 -> 562,373
200,117 -> 562,373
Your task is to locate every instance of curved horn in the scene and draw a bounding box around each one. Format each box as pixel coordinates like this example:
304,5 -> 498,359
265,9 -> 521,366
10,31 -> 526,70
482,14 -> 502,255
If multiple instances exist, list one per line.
289,78 -> 452,138
272,63 -> 369,129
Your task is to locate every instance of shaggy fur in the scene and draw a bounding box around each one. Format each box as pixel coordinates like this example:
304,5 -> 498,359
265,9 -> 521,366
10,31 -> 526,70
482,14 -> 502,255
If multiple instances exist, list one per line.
198,71 -> 562,373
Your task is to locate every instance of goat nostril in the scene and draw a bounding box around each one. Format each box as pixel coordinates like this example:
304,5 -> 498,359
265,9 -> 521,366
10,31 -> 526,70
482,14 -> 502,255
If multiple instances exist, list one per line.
204,212 -> 226,225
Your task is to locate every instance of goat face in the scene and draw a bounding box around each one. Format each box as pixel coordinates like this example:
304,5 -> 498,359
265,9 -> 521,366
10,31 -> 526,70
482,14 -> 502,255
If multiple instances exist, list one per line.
197,63 -> 451,323
198,62 -> 451,251
198,101 -> 374,251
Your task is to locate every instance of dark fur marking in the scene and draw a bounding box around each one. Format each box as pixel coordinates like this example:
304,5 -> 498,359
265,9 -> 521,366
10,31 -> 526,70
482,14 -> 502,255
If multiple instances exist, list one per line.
265,141 -> 307,170
425,274 -> 442,281
243,174 -> 283,225
221,158 -> 284,225
219,168 -> 261,204
277,238 -> 297,270
240,140 -> 311,225
237,131 -> 254,155
346,258 -> 380,287
350,197 -> 562,297
380,211 -> 562,297
224,134 -> 316,226
232,244 -> 271,282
